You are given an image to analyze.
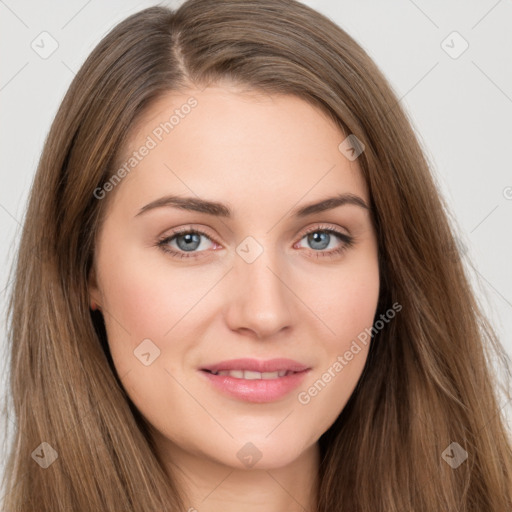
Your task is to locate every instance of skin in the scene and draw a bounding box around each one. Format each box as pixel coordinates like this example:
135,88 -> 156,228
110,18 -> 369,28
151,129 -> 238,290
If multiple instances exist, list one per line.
88,83 -> 380,512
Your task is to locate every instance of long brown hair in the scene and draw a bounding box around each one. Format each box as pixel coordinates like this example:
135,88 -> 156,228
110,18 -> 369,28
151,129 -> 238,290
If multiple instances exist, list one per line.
2,1 -> 511,510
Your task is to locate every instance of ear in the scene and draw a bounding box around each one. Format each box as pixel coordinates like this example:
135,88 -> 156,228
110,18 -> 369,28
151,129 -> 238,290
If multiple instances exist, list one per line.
88,263 -> 102,311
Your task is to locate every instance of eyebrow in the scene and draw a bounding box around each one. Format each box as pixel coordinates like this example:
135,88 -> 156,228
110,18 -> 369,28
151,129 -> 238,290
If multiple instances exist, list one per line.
135,192 -> 370,218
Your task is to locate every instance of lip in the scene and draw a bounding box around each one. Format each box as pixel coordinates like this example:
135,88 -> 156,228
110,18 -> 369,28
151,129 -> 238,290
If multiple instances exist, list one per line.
199,358 -> 311,403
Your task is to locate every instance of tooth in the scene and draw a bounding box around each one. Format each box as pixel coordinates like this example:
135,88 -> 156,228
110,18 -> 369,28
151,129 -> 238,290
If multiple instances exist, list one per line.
210,369 -> 291,379
243,370 -> 262,380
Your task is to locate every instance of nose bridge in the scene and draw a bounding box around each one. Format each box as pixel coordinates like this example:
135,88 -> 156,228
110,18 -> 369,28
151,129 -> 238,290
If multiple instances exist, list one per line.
225,236 -> 294,337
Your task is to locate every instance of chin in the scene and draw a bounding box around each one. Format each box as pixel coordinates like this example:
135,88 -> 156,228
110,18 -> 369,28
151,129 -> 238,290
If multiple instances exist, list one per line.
216,437 -> 312,471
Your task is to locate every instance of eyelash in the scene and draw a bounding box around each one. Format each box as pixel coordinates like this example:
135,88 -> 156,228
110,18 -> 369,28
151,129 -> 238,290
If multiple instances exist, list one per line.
156,224 -> 354,260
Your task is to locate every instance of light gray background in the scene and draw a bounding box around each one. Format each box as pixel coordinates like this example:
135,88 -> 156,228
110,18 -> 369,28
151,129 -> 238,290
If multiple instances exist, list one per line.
1,0 -> 511,485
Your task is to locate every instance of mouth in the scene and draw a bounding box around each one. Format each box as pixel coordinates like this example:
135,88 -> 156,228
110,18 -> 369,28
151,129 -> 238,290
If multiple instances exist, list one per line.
200,357 -> 310,376
198,358 -> 311,402
201,369 -> 301,379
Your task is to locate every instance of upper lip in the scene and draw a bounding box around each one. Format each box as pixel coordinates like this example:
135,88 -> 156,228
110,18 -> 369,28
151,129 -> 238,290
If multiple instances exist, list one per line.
200,358 -> 310,373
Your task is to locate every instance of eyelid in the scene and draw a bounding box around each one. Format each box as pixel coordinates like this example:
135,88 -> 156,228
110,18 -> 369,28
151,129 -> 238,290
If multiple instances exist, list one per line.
297,222 -> 350,238
158,224 -> 221,244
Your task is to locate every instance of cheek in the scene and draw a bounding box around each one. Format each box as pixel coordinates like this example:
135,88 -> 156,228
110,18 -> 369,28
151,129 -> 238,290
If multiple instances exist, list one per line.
308,256 -> 380,350
99,247 -> 204,341
96,248 -> 202,413
295,255 -> 379,410
96,244 -> 225,396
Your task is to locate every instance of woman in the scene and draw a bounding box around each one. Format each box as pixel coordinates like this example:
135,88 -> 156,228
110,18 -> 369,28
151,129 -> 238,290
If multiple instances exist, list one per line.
2,0 -> 511,510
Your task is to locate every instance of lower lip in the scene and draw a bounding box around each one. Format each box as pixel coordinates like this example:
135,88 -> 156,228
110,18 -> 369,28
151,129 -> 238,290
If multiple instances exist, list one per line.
199,369 -> 310,403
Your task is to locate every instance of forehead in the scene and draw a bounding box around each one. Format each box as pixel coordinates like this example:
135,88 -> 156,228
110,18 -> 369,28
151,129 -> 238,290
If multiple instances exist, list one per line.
108,85 -> 369,216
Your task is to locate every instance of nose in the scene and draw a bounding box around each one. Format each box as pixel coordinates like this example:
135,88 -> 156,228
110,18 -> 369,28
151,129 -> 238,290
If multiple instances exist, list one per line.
224,248 -> 295,339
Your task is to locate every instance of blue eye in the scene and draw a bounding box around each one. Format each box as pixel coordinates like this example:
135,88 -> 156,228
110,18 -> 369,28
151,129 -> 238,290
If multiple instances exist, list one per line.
296,226 -> 353,257
156,224 -> 354,260
157,228 -> 217,258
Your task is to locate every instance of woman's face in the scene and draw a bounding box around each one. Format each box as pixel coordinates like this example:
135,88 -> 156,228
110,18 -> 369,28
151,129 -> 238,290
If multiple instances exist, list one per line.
89,84 -> 380,471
